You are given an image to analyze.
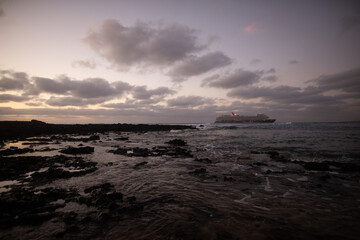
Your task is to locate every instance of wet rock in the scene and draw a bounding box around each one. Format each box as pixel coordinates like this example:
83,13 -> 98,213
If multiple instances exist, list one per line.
0,147 -> 34,156
60,146 -> 94,155
250,150 -> 262,154
194,158 -> 212,163
38,146 -> 57,152
59,211 -> 78,224
84,183 -> 114,194
166,139 -> 187,146
0,187 -> 79,229
115,137 -> 129,141
304,162 -> 330,171
328,161 -> 360,173
125,196 -> 137,203
89,135 -> 100,141
224,176 -> 234,181
130,147 -> 150,157
0,156 -> 46,181
108,147 -> 128,155
134,161 -> 148,168
189,168 -> 207,175
22,141 -> 50,145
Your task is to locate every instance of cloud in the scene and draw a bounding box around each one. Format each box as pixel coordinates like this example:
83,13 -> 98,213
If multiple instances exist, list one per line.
289,60 -> 299,65
46,97 -> 87,107
0,8 -> 4,17
72,59 -> 97,69
227,85 -> 339,105
0,94 -> 29,103
33,77 -> 71,94
167,96 -> 214,107
202,68 -> 262,88
131,86 -> 176,100
168,51 -> 232,82
308,67 -> 360,94
249,58 -> 261,65
45,96 -> 113,107
70,78 -> 119,98
340,15 -> 360,34
0,71 -> 30,91
265,68 -> 276,74
33,76 -> 130,98
84,19 -> 205,69
261,75 -> 278,82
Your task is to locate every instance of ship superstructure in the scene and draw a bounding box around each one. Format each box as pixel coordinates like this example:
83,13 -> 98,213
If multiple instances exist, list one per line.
215,113 -> 276,123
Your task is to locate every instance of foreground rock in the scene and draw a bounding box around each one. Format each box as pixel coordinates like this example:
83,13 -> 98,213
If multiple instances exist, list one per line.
60,146 -> 94,155
0,155 -> 97,185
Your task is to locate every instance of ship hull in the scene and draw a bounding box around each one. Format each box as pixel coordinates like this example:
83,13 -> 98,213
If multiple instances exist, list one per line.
215,119 -> 276,123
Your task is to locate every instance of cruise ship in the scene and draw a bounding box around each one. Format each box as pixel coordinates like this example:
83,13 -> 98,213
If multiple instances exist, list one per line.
215,113 -> 276,123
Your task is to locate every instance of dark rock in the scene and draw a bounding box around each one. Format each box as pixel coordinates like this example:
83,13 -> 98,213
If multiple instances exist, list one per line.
0,147 -> 34,156
0,187 -> 80,228
194,158 -> 212,163
304,162 -> 330,171
84,183 -> 114,194
60,146 -> 94,155
109,147 -> 128,155
250,150 -> 262,154
189,168 -> 207,175
224,176 -> 234,181
89,135 -> 100,141
130,147 -> 150,157
126,196 -> 137,203
115,137 -> 129,141
134,161 -> 148,168
166,139 -> 187,146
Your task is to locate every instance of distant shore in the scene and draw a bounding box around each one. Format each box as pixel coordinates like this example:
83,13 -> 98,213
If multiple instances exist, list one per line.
0,120 -> 194,141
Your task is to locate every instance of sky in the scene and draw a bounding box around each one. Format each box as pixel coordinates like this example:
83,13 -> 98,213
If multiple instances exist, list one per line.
0,0 -> 359,123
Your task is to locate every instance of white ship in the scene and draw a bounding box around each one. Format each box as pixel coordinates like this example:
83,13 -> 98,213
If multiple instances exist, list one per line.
215,113 -> 276,123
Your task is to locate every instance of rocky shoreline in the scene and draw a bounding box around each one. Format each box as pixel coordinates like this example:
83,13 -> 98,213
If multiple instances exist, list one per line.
0,120 -> 194,142
1,124 -> 360,239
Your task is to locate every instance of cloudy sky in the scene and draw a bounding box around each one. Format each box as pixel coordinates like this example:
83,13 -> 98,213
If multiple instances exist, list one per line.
0,0 -> 359,123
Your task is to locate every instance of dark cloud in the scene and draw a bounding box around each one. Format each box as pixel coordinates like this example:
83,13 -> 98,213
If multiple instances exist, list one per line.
340,15 -> 360,34
261,75 -> 278,82
0,71 -> 30,91
202,69 -> 261,88
46,97 -> 87,107
0,77 -> 28,91
84,19 -> 205,69
33,76 -> 130,98
167,96 -> 214,107
72,59 -> 97,69
33,77 -> 71,94
227,85 -> 338,105
0,94 -> 29,103
112,81 -> 133,92
168,51 -> 232,82
70,78 -> 118,98
0,8 -> 4,17
265,68 -> 276,74
131,86 -> 176,100
289,60 -> 299,65
249,58 -> 261,65
308,67 -> 360,94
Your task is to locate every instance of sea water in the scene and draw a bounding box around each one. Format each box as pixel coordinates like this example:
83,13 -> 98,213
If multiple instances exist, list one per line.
1,122 -> 360,239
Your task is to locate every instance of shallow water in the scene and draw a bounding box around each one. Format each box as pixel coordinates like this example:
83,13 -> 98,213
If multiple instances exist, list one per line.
1,122 -> 360,239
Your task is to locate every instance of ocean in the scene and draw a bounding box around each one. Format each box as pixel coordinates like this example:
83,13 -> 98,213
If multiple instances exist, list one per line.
1,122 -> 360,239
